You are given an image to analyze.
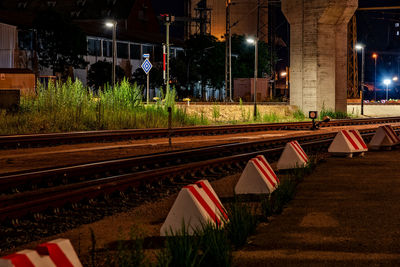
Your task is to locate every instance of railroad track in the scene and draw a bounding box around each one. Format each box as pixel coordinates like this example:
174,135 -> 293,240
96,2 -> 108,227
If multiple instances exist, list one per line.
1,116 -> 400,149
0,128 -> 383,222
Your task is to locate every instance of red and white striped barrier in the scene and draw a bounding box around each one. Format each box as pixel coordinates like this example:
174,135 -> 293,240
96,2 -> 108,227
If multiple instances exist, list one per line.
0,239 -> 82,267
277,140 -> 309,170
235,155 -> 279,194
328,129 -> 368,157
0,249 -> 56,267
160,180 -> 228,236
369,125 -> 400,150
36,239 -> 82,267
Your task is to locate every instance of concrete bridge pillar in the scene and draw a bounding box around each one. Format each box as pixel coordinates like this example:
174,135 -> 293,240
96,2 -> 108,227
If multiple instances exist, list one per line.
281,0 -> 357,113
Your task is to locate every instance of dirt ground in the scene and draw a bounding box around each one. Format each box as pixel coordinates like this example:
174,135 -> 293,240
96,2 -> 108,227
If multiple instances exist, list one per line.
234,150 -> 400,266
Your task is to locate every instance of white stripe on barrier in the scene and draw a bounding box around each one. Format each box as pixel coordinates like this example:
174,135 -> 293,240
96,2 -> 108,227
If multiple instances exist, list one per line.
161,180 -> 227,235
328,129 -> 368,155
277,141 -> 308,170
369,125 -> 400,150
235,155 -> 279,194
1,249 -> 55,267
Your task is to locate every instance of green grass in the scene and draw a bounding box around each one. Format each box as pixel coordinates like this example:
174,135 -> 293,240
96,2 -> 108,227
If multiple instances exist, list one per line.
0,79 -> 313,135
157,222 -> 230,267
261,158 -> 318,222
320,108 -> 355,120
226,199 -> 258,249
0,79 -> 209,135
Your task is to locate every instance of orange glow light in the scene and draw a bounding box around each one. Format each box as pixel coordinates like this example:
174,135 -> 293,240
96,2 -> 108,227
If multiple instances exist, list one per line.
372,53 -> 378,59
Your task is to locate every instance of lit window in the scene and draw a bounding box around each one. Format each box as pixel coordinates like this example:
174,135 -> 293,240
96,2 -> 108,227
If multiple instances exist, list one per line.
395,23 -> 400,27
397,31 -> 400,36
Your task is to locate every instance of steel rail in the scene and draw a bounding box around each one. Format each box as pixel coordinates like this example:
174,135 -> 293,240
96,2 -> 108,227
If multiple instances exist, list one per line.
0,131 -> 377,221
1,117 -> 400,148
0,130 -> 360,192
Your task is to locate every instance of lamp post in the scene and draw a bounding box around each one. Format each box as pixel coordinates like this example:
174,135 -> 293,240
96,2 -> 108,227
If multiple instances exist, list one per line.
356,44 -> 365,115
384,79 -> 391,101
247,37 -> 258,119
106,20 -> 117,87
372,53 -> 378,101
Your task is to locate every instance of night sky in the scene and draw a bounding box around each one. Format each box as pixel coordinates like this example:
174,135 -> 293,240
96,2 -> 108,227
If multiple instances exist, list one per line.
150,0 -> 399,83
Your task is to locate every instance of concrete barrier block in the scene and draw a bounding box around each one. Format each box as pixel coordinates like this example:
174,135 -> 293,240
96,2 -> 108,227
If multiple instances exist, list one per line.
235,155 -> 279,194
277,141 -> 309,170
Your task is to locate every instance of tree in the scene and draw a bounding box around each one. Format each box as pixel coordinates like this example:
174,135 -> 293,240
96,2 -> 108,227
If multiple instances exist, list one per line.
87,61 -> 126,90
132,65 -> 163,89
170,34 -> 225,100
33,9 -> 88,79
170,34 -> 273,101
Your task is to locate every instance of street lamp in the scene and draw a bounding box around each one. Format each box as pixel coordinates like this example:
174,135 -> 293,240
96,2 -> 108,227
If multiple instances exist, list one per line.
393,76 -> 398,82
246,37 -> 258,119
372,53 -> 378,101
384,79 -> 391,100
106,20 -> 117,87
356,43 -> 365,115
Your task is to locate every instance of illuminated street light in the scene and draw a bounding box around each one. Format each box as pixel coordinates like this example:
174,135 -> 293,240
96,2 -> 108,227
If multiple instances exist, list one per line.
393,76 -> 398,81
246,38 -> 255,44
355,43 -> 365,50
246,36 -> 258,119
384,79 -> 391,100
105,22 -> 114,28
105,20 -> 117,87
372,53 -> 378,101
280,71 -> 287,77
356,43 -> 365,115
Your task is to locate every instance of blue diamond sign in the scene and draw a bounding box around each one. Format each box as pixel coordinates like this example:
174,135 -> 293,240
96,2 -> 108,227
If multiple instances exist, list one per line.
141,59 -> 152,75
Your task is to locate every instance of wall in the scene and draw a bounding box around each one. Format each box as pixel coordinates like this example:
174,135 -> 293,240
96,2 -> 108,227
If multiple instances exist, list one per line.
0,22 -> 17,68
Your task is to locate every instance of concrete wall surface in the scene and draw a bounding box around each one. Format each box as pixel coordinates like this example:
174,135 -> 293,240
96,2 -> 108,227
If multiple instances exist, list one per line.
348,104 -> 400,117
281,0 -> 357,114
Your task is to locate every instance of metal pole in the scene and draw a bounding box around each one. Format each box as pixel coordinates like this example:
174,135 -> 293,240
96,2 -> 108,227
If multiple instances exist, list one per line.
166,22 -> 170,93
374,57 -> 377,101
253,39 -> 258,119
146,73 -> 149,105
112,22 -> 117,87
229,23 -> 232,102
168,107 -> 172,147
386,84 -> 389,100
361,48 -> 365,115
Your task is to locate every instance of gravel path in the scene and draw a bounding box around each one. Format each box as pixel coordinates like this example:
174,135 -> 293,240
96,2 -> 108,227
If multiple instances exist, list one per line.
234,149 -> 400,266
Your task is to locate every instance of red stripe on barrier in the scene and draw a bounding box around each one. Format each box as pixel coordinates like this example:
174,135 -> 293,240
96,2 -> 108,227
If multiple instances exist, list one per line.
349,130 -> 367,149
290,141 -> 308,163
342,130 -> 359,150
388,126 -> 400,142
3,254 -> 35,267
292,141 -> 309,161
252,158 -> 277,188
36,243 -> 74,267
382,126 -> 397,143
256,155 -> 280,183
185,185 -> 220,225
195,181 -> 228,220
